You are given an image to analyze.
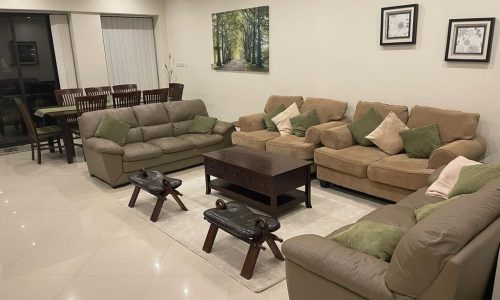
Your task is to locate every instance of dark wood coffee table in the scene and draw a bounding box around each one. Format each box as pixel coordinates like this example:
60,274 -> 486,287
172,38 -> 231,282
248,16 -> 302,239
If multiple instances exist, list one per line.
203,146 -> 313,218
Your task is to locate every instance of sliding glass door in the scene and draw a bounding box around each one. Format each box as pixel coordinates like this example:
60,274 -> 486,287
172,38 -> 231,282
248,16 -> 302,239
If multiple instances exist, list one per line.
0,14 -> 59,148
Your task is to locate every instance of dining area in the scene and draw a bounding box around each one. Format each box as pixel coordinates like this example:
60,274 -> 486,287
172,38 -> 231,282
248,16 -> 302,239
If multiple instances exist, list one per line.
16,83 -> 184,164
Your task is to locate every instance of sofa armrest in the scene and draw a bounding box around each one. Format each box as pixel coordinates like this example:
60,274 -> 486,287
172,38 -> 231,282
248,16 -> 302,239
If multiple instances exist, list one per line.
320,124 -> 355,150
84,137 -> 124,155
428,135 -> 486,169
305,119 -> 351,144
213,120 -> 235,136
283,234 -> 393,300
238,113 -> 266,132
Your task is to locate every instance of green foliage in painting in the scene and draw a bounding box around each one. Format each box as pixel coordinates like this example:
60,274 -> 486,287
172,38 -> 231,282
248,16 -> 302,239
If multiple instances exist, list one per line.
212,6 -> 269,72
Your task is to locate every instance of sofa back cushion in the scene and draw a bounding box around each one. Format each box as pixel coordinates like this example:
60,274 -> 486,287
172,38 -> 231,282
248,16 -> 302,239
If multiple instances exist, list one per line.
300,97 -> 348,123
132,103 -> 173,141
78,107 -> 142,144
165,99 -> 208,122
354,101 -> 409,124
385,189 -> 500,297
264,95 -> 304,113
407,105 -> 479,143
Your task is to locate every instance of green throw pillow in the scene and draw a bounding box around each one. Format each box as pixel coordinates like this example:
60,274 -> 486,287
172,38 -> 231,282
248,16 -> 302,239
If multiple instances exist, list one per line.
94,114 -> 130,146
263,104 -> 286,132
188,115 -> 218,134
348,108 -> 382,146
414,197 -> 456,222
290,110 -> 321,137
448,164 -> 500,198
399,124 -> 442,158
332,221 -> 404,262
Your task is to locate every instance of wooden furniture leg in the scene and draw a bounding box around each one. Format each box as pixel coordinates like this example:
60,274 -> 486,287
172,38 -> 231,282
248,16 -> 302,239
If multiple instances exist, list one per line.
48,137 -> 55,153
57,138 -> 63,154
60,117 -> 74,164
241,244 -> 262,280
31,142 -> 35,161
150,197 -> 165,222
202,224 -> 219,253
167,187 -> 188,211
306,165 -> 312,208
205,172 -> 211,194
128,186 -> 141,208
266,237 -> 285,261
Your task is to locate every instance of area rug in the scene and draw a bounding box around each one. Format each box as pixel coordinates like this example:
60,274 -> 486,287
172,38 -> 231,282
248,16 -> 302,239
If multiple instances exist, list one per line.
117,167 -> 381,292
0,144 -> 31,156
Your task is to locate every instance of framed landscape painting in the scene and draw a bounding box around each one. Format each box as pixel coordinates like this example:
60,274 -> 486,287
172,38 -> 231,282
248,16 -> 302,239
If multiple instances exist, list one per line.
445,18 -> 496,62
212,6 -> 269,72
380,4 -> 419,45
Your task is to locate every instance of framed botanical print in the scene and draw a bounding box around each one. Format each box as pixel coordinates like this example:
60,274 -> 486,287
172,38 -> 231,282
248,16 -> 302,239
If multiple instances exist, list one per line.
380,4 -> 419,45
445,18 -> 496,62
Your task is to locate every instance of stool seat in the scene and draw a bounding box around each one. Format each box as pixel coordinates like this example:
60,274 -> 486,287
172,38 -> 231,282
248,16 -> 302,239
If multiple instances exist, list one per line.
204,201 -> 280,240
129,170 -> 182,197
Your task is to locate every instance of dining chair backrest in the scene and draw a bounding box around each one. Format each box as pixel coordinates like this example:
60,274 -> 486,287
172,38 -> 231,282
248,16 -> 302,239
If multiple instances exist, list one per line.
54,88 -> 84,107
168,83 -> 184,101
14,99 -> 37,140
75,95 -> 108,117
85,86 -> 112,96
113,84 -> 138,93
143,88 -> 169,104
112,91 -> 141,108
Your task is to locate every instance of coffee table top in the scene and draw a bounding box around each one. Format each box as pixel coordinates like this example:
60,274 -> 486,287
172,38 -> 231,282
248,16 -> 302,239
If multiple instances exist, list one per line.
203,146 -> 312,176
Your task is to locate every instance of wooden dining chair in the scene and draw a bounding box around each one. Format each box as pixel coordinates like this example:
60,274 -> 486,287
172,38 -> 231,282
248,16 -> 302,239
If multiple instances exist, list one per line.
85,86 -> 112,96
112,91 -> 141,108
143,88 -> 169,104
113,84 -> 138,93
75,95 -> 108,117
54,88 -> 84,107
168,83 -> 184,101
15,99 -> 64,164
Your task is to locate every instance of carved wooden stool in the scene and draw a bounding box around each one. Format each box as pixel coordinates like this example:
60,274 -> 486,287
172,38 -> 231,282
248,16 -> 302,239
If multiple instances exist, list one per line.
128,168 -> 188,222
202,199 -> 284,280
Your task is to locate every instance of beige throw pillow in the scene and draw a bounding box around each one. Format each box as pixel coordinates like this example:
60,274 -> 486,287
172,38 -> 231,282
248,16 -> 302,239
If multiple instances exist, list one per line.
365,111 -> 408,155
272,103 -> 300,136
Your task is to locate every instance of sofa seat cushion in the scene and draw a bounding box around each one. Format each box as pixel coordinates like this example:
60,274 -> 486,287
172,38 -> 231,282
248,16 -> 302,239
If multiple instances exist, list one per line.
231,130 -> 280,150
178,134 -> 223,148
148,137 -> 195,154
368,155 -> 434,190
123,150 -> 198,173
122,142 -> 163,162
315,146 -> 389,178
266,135 -> 315,160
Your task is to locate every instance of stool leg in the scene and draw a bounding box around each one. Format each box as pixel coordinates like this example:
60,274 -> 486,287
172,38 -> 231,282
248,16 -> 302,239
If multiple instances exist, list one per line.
166,187 -> 188,211
202,224 -> 219,253
150,197 -> 165,222
241,244 -> 261,280
128,186 -> 141,208
266,238 -> 285,261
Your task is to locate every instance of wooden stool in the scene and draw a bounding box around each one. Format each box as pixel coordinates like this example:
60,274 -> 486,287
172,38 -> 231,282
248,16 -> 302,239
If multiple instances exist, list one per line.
128,168 -> 187,222
202,199 -> 284,280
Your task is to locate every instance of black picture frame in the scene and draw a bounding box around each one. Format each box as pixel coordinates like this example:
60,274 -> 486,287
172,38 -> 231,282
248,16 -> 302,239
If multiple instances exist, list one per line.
380,4 -> 419,46
11,41 -> 39,65
445,18 -> 496,63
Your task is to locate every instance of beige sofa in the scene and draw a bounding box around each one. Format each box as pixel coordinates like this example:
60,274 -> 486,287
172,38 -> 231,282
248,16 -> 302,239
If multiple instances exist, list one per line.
315,101 -> 486,201
232,95 -> 349,160
283,170 -> 500,300
78,99 -> 234,187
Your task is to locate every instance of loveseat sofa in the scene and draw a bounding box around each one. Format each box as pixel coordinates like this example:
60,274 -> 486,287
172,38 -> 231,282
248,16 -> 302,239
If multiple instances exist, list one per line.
283,169 -> 500,300
78,99 -> 234,187
315,101 -> 486,201
232,95 -> 349,160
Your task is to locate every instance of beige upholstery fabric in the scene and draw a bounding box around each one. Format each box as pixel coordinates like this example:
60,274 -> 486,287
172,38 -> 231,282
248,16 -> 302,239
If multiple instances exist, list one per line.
178,134 -> 223,148
148,137 -> 195,153
84,137 -> 124,155
272,102 -> 300,136
237,113 -> 266,132
300,98 -> 348,123
320,125 -> 355,150
164,99 -> 208,122
132,103 -> 169,126
407,105 -> 480,143
231,130 -> 280,150
359,204 -> 417,231
428,136 -> 486,169
264,95 -> 304,113
367,154 -> 434,190
122,142 -> 163,162
172,120 -> 192,136
212,121 -> 235,135
315,146 -> 388,178
266,135 -> 315,160
366,111 -> 408,155
305,120 -> 350,144
353,101 -> 409,123
122,150 -> 198,173
125,128 -> 143,144
141,124 -> 174,141
396,187 -> 444,210
78,107 -> 139,139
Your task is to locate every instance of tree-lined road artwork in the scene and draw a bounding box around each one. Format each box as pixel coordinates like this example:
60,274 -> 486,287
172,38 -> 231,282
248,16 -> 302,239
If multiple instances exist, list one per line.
212,6 -> 269,72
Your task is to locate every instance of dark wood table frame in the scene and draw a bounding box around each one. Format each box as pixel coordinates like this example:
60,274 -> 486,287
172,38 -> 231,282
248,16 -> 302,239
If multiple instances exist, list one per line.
203,146 -> 313,219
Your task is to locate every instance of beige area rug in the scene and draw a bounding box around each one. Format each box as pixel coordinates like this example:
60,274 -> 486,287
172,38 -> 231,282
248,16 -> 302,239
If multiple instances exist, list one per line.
117,166 -> 381,292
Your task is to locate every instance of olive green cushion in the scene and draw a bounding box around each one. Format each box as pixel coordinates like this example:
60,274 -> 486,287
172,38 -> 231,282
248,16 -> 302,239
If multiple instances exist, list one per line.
332,220 -> 405,261
290,110 -> 321,137
263,104 -> 286,132
414,197 -> 456,222
449,164 -> 500,198
188,115 -> 218,134
399,124 -> 442,158
348,108 -> 382,146
94,114 -> 130,146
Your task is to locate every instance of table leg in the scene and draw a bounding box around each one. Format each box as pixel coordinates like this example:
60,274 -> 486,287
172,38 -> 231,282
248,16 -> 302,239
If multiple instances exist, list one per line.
306,165 -> 312,208
205,172 -> 211,195
202,224 -> 219,253
60,117 -> 74,164
150,197 -> 165,222
128,186 -> 141,208
241,244 -> 261,280
270,193 -> 278,219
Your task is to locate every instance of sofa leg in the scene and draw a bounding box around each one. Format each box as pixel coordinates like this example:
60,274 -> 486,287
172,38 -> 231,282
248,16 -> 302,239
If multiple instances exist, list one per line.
319,180 -> 330,188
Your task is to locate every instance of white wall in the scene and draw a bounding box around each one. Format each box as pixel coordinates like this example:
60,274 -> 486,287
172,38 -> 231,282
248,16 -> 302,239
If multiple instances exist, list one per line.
165,0 -> 500,162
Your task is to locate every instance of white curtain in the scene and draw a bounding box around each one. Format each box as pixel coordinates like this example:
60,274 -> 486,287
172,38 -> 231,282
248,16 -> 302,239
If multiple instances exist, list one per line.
50,14 -> 78,89
101,17 -> 159,91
